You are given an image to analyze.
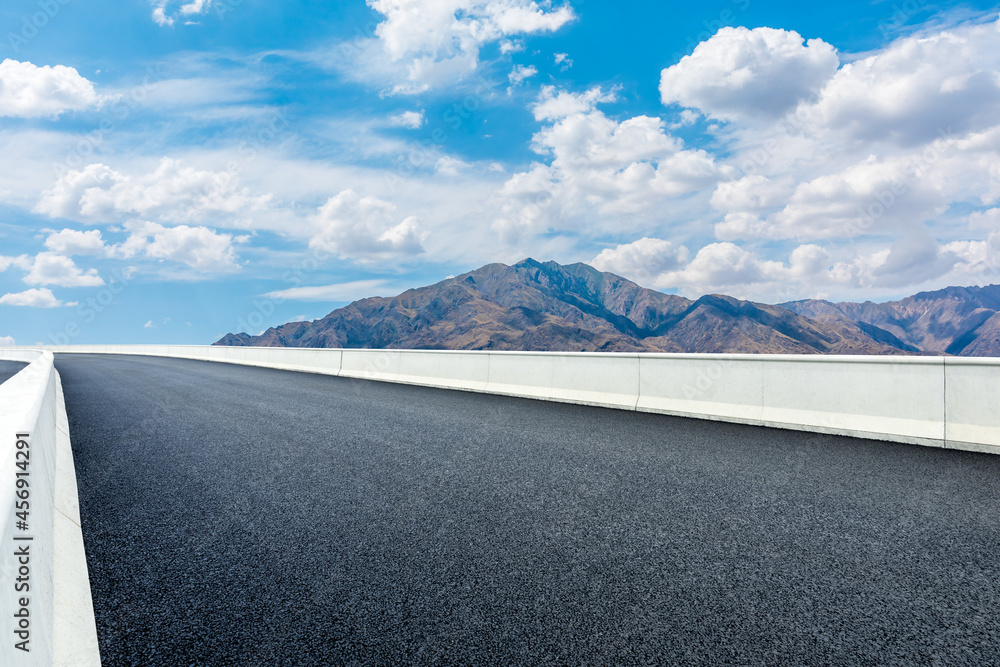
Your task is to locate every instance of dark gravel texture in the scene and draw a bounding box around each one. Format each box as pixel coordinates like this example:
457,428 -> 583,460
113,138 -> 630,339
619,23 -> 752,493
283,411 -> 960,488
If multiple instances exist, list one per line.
0,360 -> 27,385
57,353 -> 1000,666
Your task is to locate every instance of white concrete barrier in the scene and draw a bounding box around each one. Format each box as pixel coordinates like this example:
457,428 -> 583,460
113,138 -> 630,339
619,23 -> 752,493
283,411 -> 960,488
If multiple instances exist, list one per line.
637,355 -> 764,423
0,350 -> 100,666
9,345 -> 1000,454
760,356 -> 945,446
944,358 -> 1000,454
340,349 -> 401,383
486,352 -> 640,410
397,350 -> 489,392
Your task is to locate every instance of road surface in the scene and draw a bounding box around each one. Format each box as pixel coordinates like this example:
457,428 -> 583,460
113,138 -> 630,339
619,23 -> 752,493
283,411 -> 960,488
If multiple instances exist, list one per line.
57,353 -> 1000,665
0,360 -> 26,385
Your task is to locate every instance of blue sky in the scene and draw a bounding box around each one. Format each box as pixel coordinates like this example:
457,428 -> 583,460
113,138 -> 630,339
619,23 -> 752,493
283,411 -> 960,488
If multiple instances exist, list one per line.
1,0 -> 999,345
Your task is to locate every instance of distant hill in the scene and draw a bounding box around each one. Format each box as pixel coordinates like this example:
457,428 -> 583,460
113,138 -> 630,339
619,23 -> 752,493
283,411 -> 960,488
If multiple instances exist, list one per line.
216,259 -> 922,355
781,284 -> 1000,356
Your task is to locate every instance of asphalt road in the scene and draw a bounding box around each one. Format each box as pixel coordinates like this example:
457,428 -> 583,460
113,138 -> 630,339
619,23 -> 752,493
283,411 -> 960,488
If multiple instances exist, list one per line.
0,360 -> 26,385
57,353 -> 1000,665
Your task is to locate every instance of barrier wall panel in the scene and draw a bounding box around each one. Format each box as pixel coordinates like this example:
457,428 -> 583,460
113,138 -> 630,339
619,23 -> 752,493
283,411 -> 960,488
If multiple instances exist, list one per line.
340,349 -> 403,382
486,352 -> 640,409
945,358 -> 1000,453
637,355 -> 764,423
397,350 -> 490,392
275,348 -> 342,375
761,356 -> 945,444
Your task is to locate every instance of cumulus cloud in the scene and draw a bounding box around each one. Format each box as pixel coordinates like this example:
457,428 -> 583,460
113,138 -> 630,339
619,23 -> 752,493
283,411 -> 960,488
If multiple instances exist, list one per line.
588,238 -> 837,300
500,40 -> 525,54
0,59 -> 105,119
495,86 -> 731,242
0,288 -> 74,308
152,0 -> 215,26
799,21 -> 1000,146
390,110 -> 425,128
435,156 -> 470,175
24,252 -> 104,287
718,150 -> 952,241
659,27 -> 838,123
645,16 -> 1000,302
0,335 -> 14,345
115,220 -> 247,272
657,242 -> 786,293
43,229 -> 107,255
0,255 -> 32,273
531,84 -> 616,121
554,52 -> 572,70
710,174 -> 794,213
364,0 -> 575,93
508,64 -> 538,86
310,190 -> 427,260
589,231 -> 1000,302
34,158 -> 270,224
591,238 -> 690,285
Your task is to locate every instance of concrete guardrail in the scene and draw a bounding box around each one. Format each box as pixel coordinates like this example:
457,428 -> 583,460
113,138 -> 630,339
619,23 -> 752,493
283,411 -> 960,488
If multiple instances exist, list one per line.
7,345 -> 999,455
0,350 -> 100,666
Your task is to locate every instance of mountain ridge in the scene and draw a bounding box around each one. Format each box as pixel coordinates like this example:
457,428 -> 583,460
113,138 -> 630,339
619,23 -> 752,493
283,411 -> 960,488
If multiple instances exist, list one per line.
216,259 -> 1000,356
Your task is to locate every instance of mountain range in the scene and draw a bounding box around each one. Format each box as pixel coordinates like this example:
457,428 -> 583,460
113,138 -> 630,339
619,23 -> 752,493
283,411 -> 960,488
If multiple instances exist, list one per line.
215,259 -> 1000,356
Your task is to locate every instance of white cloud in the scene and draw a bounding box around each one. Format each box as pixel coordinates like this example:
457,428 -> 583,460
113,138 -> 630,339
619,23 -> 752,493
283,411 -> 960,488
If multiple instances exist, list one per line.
656,242 -> 786,294
262,279 -> 391,302
362,0 -> 575,93
500,40 -> 524,54
554,52 -> 573,69
531,84 -> 616,121
115,220 -> 247,272
723,152 -> 950,241
495,87 -> 731,242
587,238 -> 836,301
0,255 -> 32,273
435,156 -> 470,176
152,0 -> 215,26
43,229 -> 107,256
659,27 -> 839,123
0,59 -> 105,119
24,252 -> 104,287
390,110 -> 425,128
35,158 -> 270,224
710,174 -> 794,213
644,16 -> 1000,301
590,238 -> 690,285
0,335 -> 14,345
0,288 -> 74,308
591,232 -> 1000,302
942,231 -> 1000,277
310,190 -> 427,260
800,21 -> 1000,146
144,320 -> 155,328
508,64 -> 538,86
